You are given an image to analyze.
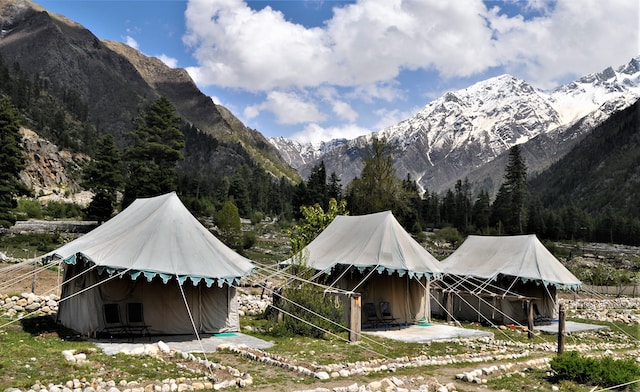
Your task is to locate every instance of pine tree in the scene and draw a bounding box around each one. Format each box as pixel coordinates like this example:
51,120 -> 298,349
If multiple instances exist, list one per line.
122,96 -> 184,206
472,190 -> 491,232
453,178 -> 472,232
229,166 -> 251,217
306,161 -> 328,209
505,145 -> 528,233
347,136 -> 398,214
216,198 -> 241,248
84,134 -> 123,223
395,173 -> 423,233
327,172 -> 342,201
0,96 -> 27,227
526,197 -> 546,235
491,145 -> 528,234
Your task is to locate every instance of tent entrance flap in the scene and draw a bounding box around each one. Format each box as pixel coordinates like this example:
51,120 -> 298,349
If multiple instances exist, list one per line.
330,267 -> 431,326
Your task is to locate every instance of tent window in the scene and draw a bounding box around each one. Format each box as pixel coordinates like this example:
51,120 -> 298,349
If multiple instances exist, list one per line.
104,303 -> 121,325
127,303 -> 144,324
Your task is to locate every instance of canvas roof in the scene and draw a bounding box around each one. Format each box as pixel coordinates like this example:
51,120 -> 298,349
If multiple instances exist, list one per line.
43,192 -> 255,287
441,234 -> 581,289
285,211 -> 443,278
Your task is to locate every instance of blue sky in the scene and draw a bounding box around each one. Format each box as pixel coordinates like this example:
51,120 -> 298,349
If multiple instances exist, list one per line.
36,0 -> 639,144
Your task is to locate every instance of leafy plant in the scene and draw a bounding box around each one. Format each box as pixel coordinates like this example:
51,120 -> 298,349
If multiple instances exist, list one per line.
550,351 -> 640,389
15,198 -> 43,219
268,282 -> 344,339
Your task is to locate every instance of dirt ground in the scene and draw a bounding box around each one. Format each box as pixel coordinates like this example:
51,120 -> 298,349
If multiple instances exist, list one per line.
0,261 -> 63,297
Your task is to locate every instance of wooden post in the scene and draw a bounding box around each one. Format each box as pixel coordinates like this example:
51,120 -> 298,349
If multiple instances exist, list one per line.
31,257 -> 37,293
349,294 -> 361,343
557,304 -> 566,354
446,291 -> 453,322
527,300 -> 534,339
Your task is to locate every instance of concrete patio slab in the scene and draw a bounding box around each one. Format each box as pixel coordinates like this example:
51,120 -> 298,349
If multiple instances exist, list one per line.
535,320 -> 609,334
363,323 -> 493,343
92,332 -> 274,355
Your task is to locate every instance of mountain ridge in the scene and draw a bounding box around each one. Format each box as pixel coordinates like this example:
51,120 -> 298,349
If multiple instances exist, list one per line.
270,57 -> 640,195
0,0 -> 298,183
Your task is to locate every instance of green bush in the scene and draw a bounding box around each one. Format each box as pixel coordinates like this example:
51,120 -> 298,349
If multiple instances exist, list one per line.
433,226 -> 463,247
551,351 -> 640,389
15,199 -> 43,219
268,283 -> 344,339
240,231 -> 257,250
44,201 -> 84,219
250,211 -> 264,225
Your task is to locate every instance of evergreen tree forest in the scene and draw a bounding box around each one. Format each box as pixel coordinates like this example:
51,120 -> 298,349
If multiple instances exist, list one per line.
0,95 -> 28,227
0,53 -> 638,247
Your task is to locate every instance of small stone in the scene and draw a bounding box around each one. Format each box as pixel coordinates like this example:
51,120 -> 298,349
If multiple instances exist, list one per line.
315,371 -> 330,380
366,381 -> 382,391
157,341 -> 171,354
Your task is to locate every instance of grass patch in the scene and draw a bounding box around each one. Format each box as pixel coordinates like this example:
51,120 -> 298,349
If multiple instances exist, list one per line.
0,313 -> 637,392
0,316 -> 208,391
0,232 -> 67,258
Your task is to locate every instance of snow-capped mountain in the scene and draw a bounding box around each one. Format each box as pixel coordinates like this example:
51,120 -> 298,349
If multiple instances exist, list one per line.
269,56 -> 640,195
269,137 -> 350,169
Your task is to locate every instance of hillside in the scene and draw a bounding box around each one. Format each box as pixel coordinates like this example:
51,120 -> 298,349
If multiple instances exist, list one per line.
530,100 -> 640,217
0,0 -> 298,186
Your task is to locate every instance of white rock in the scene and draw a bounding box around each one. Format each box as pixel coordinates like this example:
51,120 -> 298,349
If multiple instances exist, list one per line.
315,371 -> 330,380
157,341 -> 171,354
366,381 -> 382,391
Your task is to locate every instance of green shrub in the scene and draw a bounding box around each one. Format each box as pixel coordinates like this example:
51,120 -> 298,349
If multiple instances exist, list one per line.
433,226 -> 463,247
551,351 -> 640,389
250,211 -> 264,225
240,231 -> 257,250
15,198 -> 43,219
268,283 -> 344,339
44,201 -> 84,219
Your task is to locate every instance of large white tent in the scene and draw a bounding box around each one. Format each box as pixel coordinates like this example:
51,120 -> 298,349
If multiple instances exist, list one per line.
433,234 -> 581,325
44,192 -> 255,336
284,211 -> 443,326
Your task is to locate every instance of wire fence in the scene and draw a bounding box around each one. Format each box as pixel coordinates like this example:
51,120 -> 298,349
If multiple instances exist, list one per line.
582,284 -> 639,297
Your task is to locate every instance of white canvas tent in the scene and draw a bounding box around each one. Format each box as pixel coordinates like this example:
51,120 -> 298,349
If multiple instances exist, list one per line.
43,192 -> 255,337
433,234 -> 581,325
284,211 -> 443,325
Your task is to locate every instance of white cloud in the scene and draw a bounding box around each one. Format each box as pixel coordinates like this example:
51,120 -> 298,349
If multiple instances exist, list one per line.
184,0 -> 502,91
290,123 -> 370,144
183,0 -> 638,141
156,54 -> 179,68
184,0 -> 637,91
124,35 -> 139,50
373,107 -> 421,131
184,0 -> 329,91
486,0 -> 639,87
245,91 -> 326,125
331,100 -> 358,122
351,82 -> 404,103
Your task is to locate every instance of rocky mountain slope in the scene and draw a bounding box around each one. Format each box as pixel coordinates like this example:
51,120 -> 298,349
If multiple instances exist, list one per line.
19,127 -> 92,205
271,57 -> 640,195
0,0 -> 297,185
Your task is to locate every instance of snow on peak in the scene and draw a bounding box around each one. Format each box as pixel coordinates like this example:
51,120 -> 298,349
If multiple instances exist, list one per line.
549,56 -> 640,124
